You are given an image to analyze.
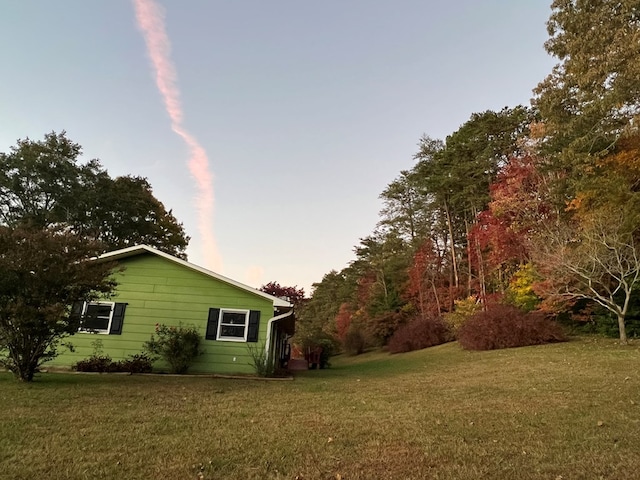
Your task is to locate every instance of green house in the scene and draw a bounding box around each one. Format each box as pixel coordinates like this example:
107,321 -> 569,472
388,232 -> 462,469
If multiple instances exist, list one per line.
51,245 -> 294,375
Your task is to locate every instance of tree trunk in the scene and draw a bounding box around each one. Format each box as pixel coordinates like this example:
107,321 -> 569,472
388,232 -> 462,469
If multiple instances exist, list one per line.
443,200 -> 459,289
431,280 -> 441,314
617,313 -> 628,345
465,218 -> 473,297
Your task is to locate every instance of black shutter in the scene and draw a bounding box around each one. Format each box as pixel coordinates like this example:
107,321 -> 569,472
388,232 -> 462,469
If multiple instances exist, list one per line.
109,303 -> 127,335
247,310 -> 260,342
70,301 -> 84,328
206,308 -> 220,340
70,301 -> 84,320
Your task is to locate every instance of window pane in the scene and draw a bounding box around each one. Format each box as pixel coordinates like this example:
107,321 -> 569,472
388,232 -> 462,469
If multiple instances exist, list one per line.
86,304 -> 112,318
82,316 -> 110,331
220,325 -> 245,338
222,312 -> 246,325
81,303 -> 112,331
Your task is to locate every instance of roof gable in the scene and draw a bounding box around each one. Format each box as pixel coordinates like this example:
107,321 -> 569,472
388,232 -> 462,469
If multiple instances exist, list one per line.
97,245 -> 292,308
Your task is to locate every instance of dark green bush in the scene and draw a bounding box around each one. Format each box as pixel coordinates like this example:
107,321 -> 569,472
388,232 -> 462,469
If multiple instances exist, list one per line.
343,328 -> 366,356
116,353 -> 154,373
73,352 -> 154,373
73,354 -> 117,373
144,324 -> 202,374
73,340 -> 117,372
298,332 -> 339,369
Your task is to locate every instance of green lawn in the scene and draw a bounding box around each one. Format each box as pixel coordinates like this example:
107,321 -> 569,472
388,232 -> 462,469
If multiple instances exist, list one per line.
1,337 -> 639,480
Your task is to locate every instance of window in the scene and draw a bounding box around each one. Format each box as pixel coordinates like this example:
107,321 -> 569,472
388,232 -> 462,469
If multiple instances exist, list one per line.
219,310 -> 249,340
75,301 -> 127,335
205,307 -> 260,342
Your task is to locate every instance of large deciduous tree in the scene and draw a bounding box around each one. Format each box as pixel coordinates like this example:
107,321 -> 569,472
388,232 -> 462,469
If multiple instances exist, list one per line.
81,175 -> 189,258
0,226 -> 117,381
532,207 -> 640,344
0,131 -> 189,258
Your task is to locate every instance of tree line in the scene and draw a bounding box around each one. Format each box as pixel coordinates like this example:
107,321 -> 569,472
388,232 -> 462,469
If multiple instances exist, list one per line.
296,0 -> 640,351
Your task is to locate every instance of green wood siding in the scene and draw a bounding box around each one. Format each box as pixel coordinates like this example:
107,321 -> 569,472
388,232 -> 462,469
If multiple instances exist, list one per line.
51,253 -> 274,374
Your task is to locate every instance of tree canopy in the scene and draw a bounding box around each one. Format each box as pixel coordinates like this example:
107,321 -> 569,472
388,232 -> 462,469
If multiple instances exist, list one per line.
0,131 -> 189,258
0,225 -> 117,381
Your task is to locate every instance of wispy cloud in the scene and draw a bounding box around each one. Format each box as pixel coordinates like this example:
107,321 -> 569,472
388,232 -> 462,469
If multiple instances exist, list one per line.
132,0 -> 221,271
245,265 -> 266,288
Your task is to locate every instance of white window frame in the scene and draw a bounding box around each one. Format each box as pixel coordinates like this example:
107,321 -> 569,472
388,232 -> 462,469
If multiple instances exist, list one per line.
216,308 -> 249,342
78,301 -> 115,334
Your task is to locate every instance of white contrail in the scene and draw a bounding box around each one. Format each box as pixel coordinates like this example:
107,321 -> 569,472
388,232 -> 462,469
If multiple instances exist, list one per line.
132,0 -> 222,271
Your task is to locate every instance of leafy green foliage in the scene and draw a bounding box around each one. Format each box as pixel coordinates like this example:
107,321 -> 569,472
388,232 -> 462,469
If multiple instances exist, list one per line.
143,324 -> 202,374
0,225 -> 117,381
534,0 -> 640,157
294,269 -> 356,353
342,328 -> 366,356
82,175 -> 190,258
0,131 -> 189,258
0,132 -> 97,227
299,332 -> 338,369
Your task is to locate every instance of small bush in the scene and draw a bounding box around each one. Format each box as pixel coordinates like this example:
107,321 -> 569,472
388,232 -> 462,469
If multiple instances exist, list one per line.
73,339 -> 117,372
343,328 -> 366,356
366,309 -> 411,346
117,353 -> 154,373
444,296 -> 482,336
297,332 -> 339,369
505,263 -> 542,312
144,323 -> 203,374
73,354 -> 117,372
73,351 -> 154,373
458,304 -> 567,351
247,343 -> 274,377
388,316 -> 452,354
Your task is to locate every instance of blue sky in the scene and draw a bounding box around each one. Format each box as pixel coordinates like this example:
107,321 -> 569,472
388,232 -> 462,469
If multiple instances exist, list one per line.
0,1 -> 556,294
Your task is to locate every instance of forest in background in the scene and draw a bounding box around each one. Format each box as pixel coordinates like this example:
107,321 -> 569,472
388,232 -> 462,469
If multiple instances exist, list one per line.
295,1 -> 640,354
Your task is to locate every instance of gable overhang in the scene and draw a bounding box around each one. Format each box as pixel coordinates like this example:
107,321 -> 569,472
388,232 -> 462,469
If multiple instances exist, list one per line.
96,245 -> 293,308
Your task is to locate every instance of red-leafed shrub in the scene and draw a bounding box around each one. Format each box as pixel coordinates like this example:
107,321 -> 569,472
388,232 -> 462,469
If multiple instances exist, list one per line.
388,316 -> 452,354
457,304 -> 567,351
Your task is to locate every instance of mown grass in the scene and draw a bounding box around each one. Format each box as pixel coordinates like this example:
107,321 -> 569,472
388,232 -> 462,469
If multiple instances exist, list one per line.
1,337 -> 639,479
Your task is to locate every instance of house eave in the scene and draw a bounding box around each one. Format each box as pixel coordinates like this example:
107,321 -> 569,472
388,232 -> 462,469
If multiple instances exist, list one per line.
96,245 -> 293,308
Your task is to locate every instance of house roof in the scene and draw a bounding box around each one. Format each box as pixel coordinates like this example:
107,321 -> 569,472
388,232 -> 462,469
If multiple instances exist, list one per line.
97,245 -> 293,308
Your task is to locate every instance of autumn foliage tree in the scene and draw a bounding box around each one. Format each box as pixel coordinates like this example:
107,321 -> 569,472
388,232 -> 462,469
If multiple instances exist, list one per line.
303,4 -> 640,349
532,205 -> 640,344
260,282 -> 305,305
